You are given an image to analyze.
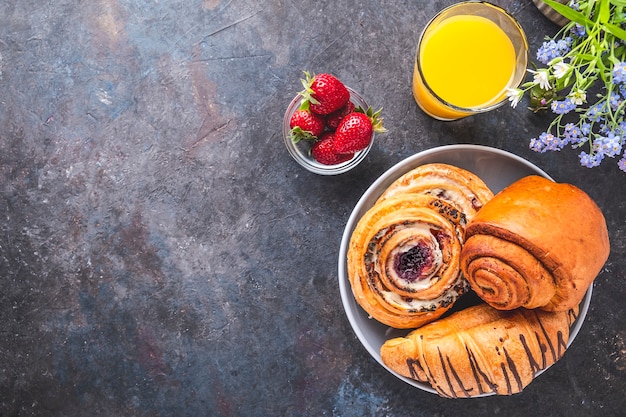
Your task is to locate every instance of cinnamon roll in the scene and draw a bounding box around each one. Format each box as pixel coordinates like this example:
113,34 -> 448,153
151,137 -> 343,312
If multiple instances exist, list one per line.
460,175 -> 610,311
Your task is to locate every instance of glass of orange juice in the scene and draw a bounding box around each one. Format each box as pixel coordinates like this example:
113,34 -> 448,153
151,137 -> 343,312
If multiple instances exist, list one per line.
413,2 -> 528,120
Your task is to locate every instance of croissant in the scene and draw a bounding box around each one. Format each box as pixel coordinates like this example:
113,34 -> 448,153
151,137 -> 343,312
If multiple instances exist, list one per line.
347,194 -> 469,329
377,163 -> 494,221
380,303 -> 578,397
460,175 -> 610,311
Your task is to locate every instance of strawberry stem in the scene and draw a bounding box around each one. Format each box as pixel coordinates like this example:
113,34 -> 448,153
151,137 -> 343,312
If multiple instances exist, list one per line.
364,106 -> 387,133
289,126 -> 318,144
298,71 -> 321,107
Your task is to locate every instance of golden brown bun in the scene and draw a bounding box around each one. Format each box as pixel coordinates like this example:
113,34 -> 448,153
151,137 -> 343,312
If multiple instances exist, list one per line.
377,163 -> 494,221
460,175 -> 610,311
380,303 -> 578,397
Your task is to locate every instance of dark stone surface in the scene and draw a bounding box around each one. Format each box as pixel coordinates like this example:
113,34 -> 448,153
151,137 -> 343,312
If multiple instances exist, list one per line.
1,1 -> 624,416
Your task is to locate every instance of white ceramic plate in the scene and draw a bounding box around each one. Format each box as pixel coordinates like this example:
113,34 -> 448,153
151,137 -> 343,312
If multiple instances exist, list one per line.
337,144 -> 592,395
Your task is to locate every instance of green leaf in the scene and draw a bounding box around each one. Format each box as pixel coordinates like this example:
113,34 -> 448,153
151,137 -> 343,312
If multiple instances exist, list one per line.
289,126 -> 318,144
604,22 -> 626,41
599,0 -> 611,23
609,0 -> 626,7
540,0 -> 595,26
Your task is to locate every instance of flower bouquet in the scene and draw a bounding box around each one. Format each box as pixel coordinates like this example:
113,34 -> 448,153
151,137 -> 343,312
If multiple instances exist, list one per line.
507,0 -> 626,171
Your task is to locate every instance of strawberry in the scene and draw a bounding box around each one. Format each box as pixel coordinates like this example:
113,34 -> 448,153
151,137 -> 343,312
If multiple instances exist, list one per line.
325,101 -> 355,131
311,132 -> 355,165
289,109 -> 325,143
299,71 -> 350,115
333,107 -> 386,155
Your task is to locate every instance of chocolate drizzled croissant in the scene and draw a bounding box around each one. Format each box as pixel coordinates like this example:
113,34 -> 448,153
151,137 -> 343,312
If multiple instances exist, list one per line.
380,303 -> 578,397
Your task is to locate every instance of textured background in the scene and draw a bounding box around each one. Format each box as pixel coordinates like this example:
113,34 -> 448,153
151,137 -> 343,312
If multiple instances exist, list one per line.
1,0 -> 624,416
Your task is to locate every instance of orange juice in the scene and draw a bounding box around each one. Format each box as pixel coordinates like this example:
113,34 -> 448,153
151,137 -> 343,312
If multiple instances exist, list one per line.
413,11 -> 521,120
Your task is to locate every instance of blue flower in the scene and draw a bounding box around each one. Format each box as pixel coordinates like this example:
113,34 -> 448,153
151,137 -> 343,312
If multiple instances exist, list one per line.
609,91 -> 623,110
598,132 -> 623,157
530,132 -> 565,153
613,61 -> 626,83
536,38 -> 572,65
557,38 -> 572,53
579,151 -> 603,168
570,23 -> 586,38
586,102 -> 606,122
529,137 -> 546,152
522,1 -> 625,172
568,1 -> 581,11
581,122 -> 592,135
563,123 -> 583,144
551,98 -> 576,114
599,122 -> 610,134
545,132 -> 565,150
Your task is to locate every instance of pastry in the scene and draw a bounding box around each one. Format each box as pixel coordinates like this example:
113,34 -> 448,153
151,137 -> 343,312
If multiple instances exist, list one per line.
380,303 -> 578,397
377,163 -> 494,221
460,175 -> 610,311
346,163 -> 494,329
347,194 -> 469,329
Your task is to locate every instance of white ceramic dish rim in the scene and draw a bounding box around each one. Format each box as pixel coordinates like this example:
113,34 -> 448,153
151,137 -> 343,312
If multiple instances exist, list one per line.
337,144 -> 592,396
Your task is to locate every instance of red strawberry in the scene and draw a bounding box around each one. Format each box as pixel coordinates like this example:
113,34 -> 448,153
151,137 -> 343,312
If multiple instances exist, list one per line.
333,107 -> 386,155
299,72 -> 350,115
311,132 -> 355,165
325,101 -> 355,131
289,109 -> 325,142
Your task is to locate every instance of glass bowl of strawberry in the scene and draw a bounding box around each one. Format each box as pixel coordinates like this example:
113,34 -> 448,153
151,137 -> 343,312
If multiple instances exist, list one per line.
283,72 -> 385,175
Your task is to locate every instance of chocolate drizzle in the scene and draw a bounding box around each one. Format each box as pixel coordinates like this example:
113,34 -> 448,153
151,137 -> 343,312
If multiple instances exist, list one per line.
406,358 -> 425,381
446,354 -> 474,397
567,308 -> 579,325
520,333 -> 543,375
557,330 -> 567,358
500,362 -> 513,395
536,311 -> 559,363
437,348 -> 458,398
385,305 -> 574,398
466,345 -> 497,395
503,347 -> 524,394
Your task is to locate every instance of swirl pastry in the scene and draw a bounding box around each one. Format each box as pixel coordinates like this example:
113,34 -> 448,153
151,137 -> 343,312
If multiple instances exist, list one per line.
380,303 -> 578,397
377,163 -> 494,222
347,163 -> 493,328
347,194 -> 469,329
460,175 -> 610,311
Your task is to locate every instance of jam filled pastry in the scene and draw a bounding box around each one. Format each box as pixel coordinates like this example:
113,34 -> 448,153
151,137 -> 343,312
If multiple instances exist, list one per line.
346,163 -> 493,329
376,163 -> 494,222
347,194 -> 469,329
460,175 -> 610,311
